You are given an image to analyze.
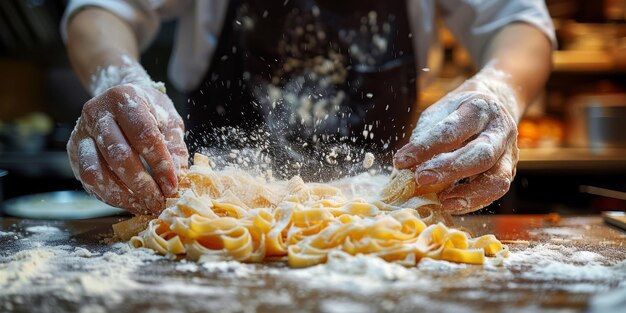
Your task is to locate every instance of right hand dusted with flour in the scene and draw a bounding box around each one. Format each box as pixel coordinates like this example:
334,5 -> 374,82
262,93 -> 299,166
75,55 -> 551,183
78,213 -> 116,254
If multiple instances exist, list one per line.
394,68 -> 521,214
67,82 -> 188,215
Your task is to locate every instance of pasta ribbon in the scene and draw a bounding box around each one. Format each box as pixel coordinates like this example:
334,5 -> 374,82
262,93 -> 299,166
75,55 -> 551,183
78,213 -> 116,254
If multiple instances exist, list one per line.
131,153 -> 506,267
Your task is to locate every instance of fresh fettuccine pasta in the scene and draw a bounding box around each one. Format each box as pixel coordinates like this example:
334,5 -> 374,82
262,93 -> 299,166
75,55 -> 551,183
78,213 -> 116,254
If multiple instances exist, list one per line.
130,153 -> 507,267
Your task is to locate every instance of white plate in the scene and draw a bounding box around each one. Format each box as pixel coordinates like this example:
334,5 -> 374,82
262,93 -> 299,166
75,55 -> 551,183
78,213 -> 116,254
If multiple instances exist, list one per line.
2,191 -> 126,219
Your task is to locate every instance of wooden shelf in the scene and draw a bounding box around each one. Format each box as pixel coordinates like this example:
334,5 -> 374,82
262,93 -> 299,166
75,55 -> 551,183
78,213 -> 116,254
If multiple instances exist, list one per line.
553,50 -> 626,73
518,147 -> 626,171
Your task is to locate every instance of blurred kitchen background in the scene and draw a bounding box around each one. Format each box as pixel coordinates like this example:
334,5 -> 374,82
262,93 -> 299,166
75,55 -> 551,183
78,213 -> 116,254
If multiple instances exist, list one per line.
0,0 -> 625,214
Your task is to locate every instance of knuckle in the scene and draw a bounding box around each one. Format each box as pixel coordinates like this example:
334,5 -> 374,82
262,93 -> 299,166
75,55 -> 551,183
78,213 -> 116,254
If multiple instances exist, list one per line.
489,174 -> 512,197
472,142 -> 497,165
78,162 -> 99,178
105,85 -> 147,110
405,141 -> 426,156
462,96 -> 494,124
438,120 -> 460,141
467,96 -> 490,112
167,130 -> 186,147
138,126 -> 163,142
495,178 -> 511,196
78,169 -> 99,189
83,99 -> 99,116
107,143 -> 133,161
104,84 -> 133,99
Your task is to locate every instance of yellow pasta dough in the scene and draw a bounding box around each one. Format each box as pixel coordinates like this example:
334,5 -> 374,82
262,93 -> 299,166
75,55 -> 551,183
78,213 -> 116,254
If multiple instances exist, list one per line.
130,153 -> 507,267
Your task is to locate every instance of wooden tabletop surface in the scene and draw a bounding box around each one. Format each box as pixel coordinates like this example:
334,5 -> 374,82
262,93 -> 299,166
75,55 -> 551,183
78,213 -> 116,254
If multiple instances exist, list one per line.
1,214 -> 625,313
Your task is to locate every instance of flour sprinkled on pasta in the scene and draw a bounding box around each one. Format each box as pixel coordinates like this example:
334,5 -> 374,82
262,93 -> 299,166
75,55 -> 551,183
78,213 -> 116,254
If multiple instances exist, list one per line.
130,153 -> 507,267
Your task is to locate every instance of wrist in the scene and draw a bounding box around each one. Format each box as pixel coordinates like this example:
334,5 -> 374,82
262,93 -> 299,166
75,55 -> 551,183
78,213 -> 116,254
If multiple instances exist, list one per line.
90,55 -> 165,96
464,65 -> 523,122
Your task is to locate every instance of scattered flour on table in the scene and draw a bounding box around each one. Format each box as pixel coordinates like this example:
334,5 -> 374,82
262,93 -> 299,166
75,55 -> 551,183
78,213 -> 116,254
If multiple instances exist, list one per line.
175,261 -> 199,273
20,225 -> 69,242
73,247 -> 95,258
0,241 -> 162,311
320,299 -> 374,313
417,257 -> 468,272
78,304 -> 107,313
504,243 -> 626,292
0,245 -> 56,293
25,225 -> 62,233
288,251 -> 417,292
148,281 -> 235,296
202,260 -> 255,277
530,227 -> 581,237
287,243 -> 626,295
589,286 -> 626,313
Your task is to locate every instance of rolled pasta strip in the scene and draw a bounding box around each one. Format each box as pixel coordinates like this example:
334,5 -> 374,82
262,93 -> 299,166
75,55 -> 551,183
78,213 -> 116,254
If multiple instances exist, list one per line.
166,235 -> 186,255
175,191 -> 218,219
440,247 -> 485,265
250,209 -> 274,234
135,220 -> 169,255
187,240 -> 231,262
248,234 -> 266,262
190,215 -> 239,235
470,234 -> 504,256
334,201 -> 380,217
293,208 -> 334,227
170,217 -> 198,239
307,183 -> 342,198
129,236 -> 144,248
182,170 -> 223,197
222,228 -> 254,261
288,245 -> 326,268
266,207 -> 293,256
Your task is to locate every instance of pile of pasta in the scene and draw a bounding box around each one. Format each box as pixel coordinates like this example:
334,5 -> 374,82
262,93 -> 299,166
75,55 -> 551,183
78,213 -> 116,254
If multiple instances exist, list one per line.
130,154 -> 507,267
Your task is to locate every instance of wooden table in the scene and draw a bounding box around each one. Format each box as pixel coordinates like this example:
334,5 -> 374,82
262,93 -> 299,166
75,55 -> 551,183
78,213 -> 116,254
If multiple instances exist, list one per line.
1,215 -> 625,313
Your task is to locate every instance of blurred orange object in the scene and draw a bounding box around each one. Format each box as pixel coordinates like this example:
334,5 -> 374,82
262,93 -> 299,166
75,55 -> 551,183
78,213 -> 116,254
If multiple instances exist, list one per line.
544,212 -> 561,224
518,117 -> 565,148
518,119 -> 540,148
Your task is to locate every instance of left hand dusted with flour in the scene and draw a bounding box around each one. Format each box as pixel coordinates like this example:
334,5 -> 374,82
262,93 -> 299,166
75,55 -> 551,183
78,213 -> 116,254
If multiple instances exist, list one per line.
394,68 -> 520,214
67,82 -> 188,215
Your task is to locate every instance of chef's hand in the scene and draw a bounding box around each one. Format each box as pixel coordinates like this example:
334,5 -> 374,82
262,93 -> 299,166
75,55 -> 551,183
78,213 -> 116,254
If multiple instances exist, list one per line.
67,83 -> 188,215
394,69 -> 520,214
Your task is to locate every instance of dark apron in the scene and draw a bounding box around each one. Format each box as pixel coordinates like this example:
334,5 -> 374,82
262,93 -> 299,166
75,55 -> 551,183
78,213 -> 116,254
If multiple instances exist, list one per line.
185,0 -> 417,180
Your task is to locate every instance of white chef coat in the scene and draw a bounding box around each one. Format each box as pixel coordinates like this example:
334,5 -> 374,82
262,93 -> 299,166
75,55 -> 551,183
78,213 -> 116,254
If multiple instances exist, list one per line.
61,0 -> 556,93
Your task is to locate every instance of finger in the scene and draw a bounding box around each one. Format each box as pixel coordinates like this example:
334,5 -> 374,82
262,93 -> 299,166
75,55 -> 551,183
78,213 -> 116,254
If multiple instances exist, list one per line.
412,92 -> 474,131
412,115 -> 512,189
67,121 -> 86,181
438,145 -> 517,214
109,86 -> 178,197
138,86 -> 189,174
148,87 -> 189,173
92,111 -> 164,209
148,95 -> 189,174
75,136 -> 161,215
161,115 -> 189,173
394,97 -> 493,169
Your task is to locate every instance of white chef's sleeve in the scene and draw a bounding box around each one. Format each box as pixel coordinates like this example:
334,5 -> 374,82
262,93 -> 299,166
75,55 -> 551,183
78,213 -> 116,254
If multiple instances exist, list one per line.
60,0 -> 190,51
437,0 -> 556,65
